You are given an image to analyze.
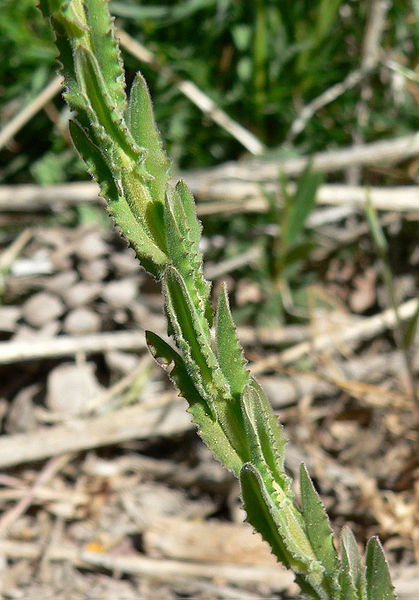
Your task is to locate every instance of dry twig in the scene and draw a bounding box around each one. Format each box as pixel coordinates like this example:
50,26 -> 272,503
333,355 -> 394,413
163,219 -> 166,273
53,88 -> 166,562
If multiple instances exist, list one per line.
0,181 -> 417,215
0,539 -> 293,588
251,297 -> 419,372
0,76 -> 63,151
0,454 -> 72,536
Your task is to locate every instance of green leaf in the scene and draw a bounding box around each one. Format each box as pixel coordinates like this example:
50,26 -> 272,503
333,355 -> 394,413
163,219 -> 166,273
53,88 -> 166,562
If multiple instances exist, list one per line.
240,463 -> 325,598
314,0 -> 343,42
84,0 -> 127,115
127,72 -> 170,204
215,283 -> 249,399
54,0 -> 88,38
340,527 -> 367,600
240,379 -> 288,484
162,266 -> 226,415
174,180 -> 203,263
284,165 -> 321,246
74,46 -> 139,161
69,120 -> 117,194
283,240 -> 316,267
146,330 -> 244,475
300,464 -> 339,589
174,181 -> 212,323
240,463 -> 298,570
163,267 -> 249,461
365,537 -> 396,600
49,14 -> 88,116
69,122 -> 167,277
164,185 -> 211,321
146,329 -> 205,406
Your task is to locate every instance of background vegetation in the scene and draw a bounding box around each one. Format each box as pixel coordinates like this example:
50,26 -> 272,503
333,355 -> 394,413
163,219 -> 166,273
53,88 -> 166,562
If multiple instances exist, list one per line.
1,0 -> 418,182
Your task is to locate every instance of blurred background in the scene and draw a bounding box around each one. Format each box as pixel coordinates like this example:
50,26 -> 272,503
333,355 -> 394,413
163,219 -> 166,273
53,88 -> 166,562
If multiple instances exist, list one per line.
0,1 -> 418,598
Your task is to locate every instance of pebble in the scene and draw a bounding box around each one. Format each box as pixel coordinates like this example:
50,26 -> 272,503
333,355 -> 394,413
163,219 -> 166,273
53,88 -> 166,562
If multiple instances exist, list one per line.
102,278 -> 138,309
110,250 -> 140,276
44,270 -> 78,295
63,281 -> 101,308
46,362 -> 103,415
78,258 -> 108,282
63,307 -> 101,335
76,231 -> 109,261
22,292 -> 64,328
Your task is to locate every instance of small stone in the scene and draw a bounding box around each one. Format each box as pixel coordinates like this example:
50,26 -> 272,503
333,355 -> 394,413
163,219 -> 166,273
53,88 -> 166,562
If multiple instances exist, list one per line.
131,302 -> 165,330
12,324 -> 37,340
50,247 -> 72,270
78,258 -> 108,282
22,292 -> 64,328
0,306 -> 21,332
63,307 -> 101,335
349,268 -> 376,313
5,384 -> 38,433
76,230 -> 109,261
36,227 -> 71,248
46,362 -> 103,415
63,281 -> 102,308
38,320 -> 61,338
110,250 -> 139,276
106,350 -> 139,375
102,278 -> 138,309
44,271 -> 78,295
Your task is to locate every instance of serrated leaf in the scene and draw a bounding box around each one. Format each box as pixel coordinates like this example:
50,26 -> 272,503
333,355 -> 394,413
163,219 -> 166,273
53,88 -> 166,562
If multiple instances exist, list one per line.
84,0 -> 127,114
162,265 -> 220,417
340,527 -> 367,600
174,182 -> 212,322
49,14 -> 88,115
300,464 -> 339,590
240,379 -> 288,482
215,283 -> 249,399
175,180 -> 202,251
55,0 -> 88,38
164,185 -> 211,321
127,72 -> 170,204
146,329 -> 209,412
146,330 -> 243,475
365,537 -> 396,600
69,120 -> 118,199
74,46 -> 139,161
163,267 -> 250,460
69,121 -> 167,276
120,165 -> 168,255
240,463 -> 326,599
240,463 -> 297,570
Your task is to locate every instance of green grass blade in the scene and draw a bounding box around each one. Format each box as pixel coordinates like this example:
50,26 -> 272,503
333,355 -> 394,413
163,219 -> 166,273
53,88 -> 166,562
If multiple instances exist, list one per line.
365,196 -> 388,256
284,165 -> 321,246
